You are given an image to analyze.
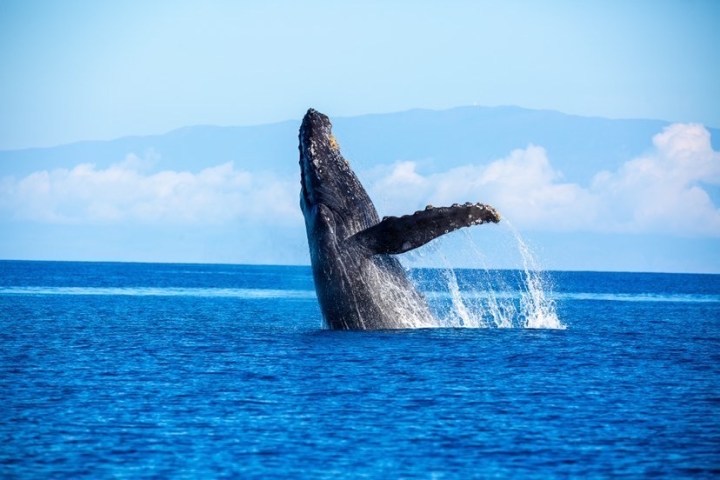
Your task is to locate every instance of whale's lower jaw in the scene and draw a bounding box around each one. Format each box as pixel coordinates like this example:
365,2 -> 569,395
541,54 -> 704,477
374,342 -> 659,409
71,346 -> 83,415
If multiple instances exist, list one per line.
299,108 -> 500,330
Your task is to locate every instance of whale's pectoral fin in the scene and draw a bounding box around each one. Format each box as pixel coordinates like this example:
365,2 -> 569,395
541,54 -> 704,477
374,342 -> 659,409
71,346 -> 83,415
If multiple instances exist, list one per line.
350,203 -> 500,255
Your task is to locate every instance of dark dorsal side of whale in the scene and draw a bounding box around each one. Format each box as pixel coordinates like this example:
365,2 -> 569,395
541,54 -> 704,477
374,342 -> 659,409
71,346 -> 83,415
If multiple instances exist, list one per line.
299,109 -> 500,330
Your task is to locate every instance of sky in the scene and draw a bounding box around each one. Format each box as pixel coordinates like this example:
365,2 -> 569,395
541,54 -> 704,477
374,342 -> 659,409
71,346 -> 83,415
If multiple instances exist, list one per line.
1,0 -> 719,272
1,0 -> 719,150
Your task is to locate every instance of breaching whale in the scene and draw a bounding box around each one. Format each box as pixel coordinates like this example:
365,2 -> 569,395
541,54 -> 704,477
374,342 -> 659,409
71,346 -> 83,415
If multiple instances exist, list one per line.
299,109 -> 500,330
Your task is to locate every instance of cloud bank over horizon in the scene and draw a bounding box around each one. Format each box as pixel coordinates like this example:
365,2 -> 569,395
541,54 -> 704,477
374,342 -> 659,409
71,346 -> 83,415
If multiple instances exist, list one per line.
2,124 -> 719,243
371,123 -> 720,238
0,155 -> 301,227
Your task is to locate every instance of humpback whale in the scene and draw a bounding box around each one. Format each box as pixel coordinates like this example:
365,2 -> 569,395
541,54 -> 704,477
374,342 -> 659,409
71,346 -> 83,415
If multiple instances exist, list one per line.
299,109 -> 500,330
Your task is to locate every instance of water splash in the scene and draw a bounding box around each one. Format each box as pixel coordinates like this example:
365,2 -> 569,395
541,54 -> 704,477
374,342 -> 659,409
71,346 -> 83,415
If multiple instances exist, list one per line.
366,260 -> 437,329
440,267 -> 485,328
509,224 -> 564,329
402,221 -> 565,330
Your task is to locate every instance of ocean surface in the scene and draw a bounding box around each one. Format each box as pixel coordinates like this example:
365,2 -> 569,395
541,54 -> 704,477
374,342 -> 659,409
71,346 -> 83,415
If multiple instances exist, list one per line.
1,260 -> 719,478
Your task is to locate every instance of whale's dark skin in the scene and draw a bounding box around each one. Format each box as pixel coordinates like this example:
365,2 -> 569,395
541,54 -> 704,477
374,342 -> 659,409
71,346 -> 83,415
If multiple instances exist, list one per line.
299,109 -> 500,330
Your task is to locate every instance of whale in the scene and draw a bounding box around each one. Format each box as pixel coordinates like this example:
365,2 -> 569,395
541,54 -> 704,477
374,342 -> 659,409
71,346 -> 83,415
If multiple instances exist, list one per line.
299,109 -> 500,330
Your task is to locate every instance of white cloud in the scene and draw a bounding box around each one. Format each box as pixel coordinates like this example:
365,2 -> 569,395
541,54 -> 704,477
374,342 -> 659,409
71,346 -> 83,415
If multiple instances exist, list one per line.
371,123 -> 720,237
589,123 -> 720,235
0,155 -> 302,226
371,146 -> 598,231
2,124 -> 718,239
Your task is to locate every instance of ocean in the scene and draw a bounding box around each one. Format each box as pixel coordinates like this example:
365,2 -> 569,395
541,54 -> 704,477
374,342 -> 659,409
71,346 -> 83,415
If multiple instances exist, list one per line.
1,260 -> 718,478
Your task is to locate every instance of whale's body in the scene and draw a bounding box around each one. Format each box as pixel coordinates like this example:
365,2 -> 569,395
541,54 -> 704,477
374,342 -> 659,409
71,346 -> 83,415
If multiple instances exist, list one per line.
299,109 -> 500,330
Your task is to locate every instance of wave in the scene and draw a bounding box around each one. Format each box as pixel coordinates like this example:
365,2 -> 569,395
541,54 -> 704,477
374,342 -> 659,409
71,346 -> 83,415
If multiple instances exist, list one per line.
427,290 -> 719,304
552,292 -> 720,303
1,286 -> 716,304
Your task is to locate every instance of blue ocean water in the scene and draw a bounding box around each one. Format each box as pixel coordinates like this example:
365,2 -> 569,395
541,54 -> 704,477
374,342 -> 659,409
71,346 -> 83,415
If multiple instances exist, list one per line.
1,260 -> 719,478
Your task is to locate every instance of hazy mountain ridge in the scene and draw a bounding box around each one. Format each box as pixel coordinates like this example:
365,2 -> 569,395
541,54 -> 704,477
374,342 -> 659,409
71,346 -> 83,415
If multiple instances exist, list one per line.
3,106 -> 717,185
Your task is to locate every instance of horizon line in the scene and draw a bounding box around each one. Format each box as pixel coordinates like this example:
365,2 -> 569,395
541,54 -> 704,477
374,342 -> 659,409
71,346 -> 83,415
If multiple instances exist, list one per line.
1,258 -> 717,276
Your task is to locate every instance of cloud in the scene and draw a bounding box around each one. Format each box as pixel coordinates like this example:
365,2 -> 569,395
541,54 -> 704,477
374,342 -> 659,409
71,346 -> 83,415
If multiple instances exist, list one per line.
370,123 -> 720,237
0,154 -> 302,226
590,123 -> 720,235
2,123 -> 718,239
371,146 -> 598,231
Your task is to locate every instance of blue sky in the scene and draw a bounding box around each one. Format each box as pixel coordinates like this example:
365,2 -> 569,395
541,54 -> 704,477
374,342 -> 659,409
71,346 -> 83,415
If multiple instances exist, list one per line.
1,0 -> 718,150
1,1 -> 719,272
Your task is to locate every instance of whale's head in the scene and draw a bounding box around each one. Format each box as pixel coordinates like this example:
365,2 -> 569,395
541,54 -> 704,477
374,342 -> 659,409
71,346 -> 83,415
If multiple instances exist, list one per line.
299,109 -> 379,239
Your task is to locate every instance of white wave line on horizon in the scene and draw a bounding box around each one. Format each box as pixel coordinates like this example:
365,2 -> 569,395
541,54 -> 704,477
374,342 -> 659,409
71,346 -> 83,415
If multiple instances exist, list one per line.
0,287 -> 716,303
